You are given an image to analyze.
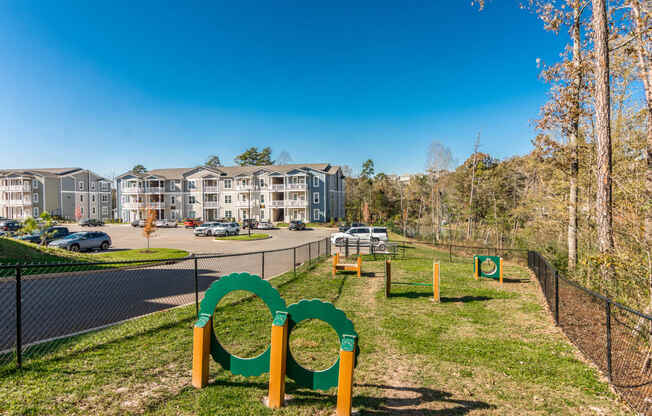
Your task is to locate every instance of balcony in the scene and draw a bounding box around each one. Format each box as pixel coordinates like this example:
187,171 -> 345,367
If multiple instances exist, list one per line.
122,202 -> 144,209
236,185 -> 253,191
146,202 -> 165,209
122,187 -> 144,194
235,200 -> 253,207
286,199 -> 308,207
286,183 -> 306,190
145,187 -> 164,193
204,186 -> 219,193
271,184 -> 285,191
269,200 -> 285,207
204,201 -> 219,208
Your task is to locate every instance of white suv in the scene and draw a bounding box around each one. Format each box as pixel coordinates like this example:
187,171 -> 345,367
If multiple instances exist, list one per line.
330,226 -> 388,249
194,222 -> 221,236
210,222 -> 240,236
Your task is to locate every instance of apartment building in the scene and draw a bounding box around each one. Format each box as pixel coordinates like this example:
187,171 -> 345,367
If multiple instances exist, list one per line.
0,168 -> 112,221
115,163 -> 345,223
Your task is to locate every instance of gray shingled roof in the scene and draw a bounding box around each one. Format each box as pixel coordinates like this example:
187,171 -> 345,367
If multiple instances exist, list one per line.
117,163 -> 339,179
0,168 -> 82,177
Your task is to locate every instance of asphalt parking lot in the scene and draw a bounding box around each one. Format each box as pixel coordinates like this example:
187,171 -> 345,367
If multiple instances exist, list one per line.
67,223 -> 334,255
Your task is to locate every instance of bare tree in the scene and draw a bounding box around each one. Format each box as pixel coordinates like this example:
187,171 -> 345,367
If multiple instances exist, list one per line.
467,135 -> 481,240
426,141 -> 453,242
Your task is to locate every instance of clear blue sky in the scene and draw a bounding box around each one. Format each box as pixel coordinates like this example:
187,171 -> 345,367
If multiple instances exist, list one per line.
0,1 -> 565,178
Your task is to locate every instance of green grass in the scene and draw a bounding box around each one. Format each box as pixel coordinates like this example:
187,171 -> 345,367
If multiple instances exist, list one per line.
215,233 -> 270,241
0,246 -> 632,415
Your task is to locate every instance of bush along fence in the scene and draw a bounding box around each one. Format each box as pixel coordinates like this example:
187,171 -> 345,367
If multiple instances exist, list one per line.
420,238 -> 649,415
0,237 -> 330,372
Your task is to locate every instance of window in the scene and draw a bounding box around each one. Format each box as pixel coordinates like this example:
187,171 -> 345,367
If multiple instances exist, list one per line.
260,210 -> 264,218
169,181 -> 175,191
32,180 -> 37,189
80,195 -> 84,203
92,207 -> 96,215
225,210 -> 232,219
101,194 -> 109,202
224,195 -> 232,204
33,207 -> 39,217
171,196 -> 175,204
313,192 -> 319,204
224,179 -> 232,189
91,182 -> 96,191
80,207 -> 84,214
313,209 -> 319,220
259,179 -> 265,187
79,181 -> 84,191
91,195 -> 95,203
313,176 -> 319,187
101,206 -> 108,216
33,193 -> 38,203
189,180 -> 196,189
260,194 -> 265,203
101,182 -> 109,191
188,195 -> 196,204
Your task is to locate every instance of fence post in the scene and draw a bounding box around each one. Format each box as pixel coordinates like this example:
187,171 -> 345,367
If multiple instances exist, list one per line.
606,301 -> 612,381
345,238 -> 349,258
449,244 -> 452,263
193,256 -> 199,318
262,251 -> 265,279
327,238 -> 331,257
308,243 -> 311,266
15,266 -> 22,369
318,240 -> 321,259
293,247 -> 296,276
554,270 -> 559,325
356,239 -> 360,256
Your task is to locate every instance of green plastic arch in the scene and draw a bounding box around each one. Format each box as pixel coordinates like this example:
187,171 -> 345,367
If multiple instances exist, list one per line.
195,272 -> 287,377
285,299 -> 359,391
474,255 -> 501,279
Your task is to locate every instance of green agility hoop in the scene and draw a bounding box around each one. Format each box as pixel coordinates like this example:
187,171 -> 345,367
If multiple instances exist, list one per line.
285,299 -> 359,391
474,255 -> 501,279
195,272 -> 287,377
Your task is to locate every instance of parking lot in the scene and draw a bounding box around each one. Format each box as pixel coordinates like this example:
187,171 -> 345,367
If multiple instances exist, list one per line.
66,223 -> 334,255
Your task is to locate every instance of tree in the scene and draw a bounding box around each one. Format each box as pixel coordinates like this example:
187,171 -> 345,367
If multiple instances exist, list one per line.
205,155 -> 222,167
467,135 -> 481,240
361,159 -> 375,179
234,147 -> 273,166
19,211 -> 55,245
142,209 -> 157,251
132,165 -> 147,174
426,141 -> 454,242
275,150 -> 293,165
592,0 -> 616,279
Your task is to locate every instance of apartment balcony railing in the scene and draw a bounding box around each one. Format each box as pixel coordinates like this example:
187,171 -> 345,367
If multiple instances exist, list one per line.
121,187 -> 144,194
236,185 -> 253,191
146,202 -> 165,209
286,199 -> 308,207
122,202 -> 144,209
145,187 -> 164,193
4,186 -> 28,192
235,200 -> 252,207
269,200 -> 285,207
203,186 -> 219,193
271,184 -> 286,191
203,201 -> 219,208
286,183 -> 306,190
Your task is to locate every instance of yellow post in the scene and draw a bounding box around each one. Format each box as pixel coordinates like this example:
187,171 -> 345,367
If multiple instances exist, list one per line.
385,259 -> 391,297
267,311 -> 289,408
433,262 -> 440,302
356,256 -> 362,277
333,253 -> 338,276
192,317 -> 212,389
499,257 -> 503,285
474,256 -> 479,280
336,335 -> 357,416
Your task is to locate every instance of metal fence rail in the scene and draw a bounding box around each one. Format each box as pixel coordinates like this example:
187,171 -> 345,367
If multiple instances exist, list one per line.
0,237 -> 330,371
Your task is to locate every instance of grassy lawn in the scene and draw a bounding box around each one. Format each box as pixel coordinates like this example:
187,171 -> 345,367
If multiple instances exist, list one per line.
0,245 -> 632,415
215,233 -> 270,241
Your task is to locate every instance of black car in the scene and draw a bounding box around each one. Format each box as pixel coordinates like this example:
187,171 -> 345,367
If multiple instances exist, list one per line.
289,220 -> 306,231
0,220 -> 21,232
79,219 -> 104,227
17,226 -> 70,244
242,219 -> 258,229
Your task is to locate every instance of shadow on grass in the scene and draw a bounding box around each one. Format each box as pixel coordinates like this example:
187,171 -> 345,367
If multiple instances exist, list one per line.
440,295 -> 492,303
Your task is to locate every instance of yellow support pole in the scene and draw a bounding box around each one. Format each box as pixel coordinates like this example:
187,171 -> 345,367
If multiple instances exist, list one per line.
385,259 -> 391,298
499,257 -> 503,285
336,335 -> 357,416
433,262 -> 440,302
474,256 -> 479,280
267,311 -> 289,408
191,317 -> 212,389
356,256 -> 362,277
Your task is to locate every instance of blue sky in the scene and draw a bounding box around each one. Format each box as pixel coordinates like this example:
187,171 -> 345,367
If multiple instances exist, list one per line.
0,1 -> 565,178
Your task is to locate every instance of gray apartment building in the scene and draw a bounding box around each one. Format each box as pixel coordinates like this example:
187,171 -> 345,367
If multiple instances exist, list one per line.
0,168 -> 113,221
115,163 -> 345,223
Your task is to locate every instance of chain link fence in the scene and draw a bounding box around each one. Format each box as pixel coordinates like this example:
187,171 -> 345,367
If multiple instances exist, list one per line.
0,237 -> 329,372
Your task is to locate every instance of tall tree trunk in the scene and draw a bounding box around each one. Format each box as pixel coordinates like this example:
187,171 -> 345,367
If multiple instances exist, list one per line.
592,0 -> 615,279
568,4 -> 582,272
467,137 -> 480,240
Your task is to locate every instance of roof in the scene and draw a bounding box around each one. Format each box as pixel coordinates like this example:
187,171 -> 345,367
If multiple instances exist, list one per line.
0,168 -> 82,177
117,163 -> 339,179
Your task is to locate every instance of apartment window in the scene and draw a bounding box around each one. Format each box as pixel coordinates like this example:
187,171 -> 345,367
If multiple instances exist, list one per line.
171,196 -> 175,204
79,181 -> 84,191
32,180 -> 38,189
313,209 -> 319,220
313,176 -> 319,187
259,179 -> 265,187
122,196 -> 128,203
33,207 -> 39,217
224,179 -> 232,189
80,195 -> 84,203
260,194 -> 265,203
260,210 -> 264,218
33,193 -> 38,203
91,182 -> 96,191
80,207 -> 84,214
92,207 -> 96,215
188,180 -> 196,189
188,195 -> 196,204
224,195 -> 232,204
101,194 -> 109,202
102,206 -> 109,216
91,195 -> 95,203
313,192 -> 319,204
101,182 -> 109,191
225,210 -> 232,219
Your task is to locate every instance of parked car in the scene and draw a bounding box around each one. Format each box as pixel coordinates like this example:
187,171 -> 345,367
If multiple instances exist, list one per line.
155,219 -> 178,228
131,220 -> 140,227
194,222 -> 221,236
210,222 -> 240,236
0,220 -> 21,232
288,220 -> 306,231
17,226 -> 70,244
330,226 -> 389,249
49,231 -> 112,252
257,221 -> 273,230
184,218 -> 202,228
242,219 -> 258,229
78,219 -> 104,227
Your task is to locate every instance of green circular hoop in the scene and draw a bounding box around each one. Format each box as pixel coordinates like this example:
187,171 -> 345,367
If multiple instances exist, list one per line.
196,272 -> 286,377
285,299 -> 359,390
